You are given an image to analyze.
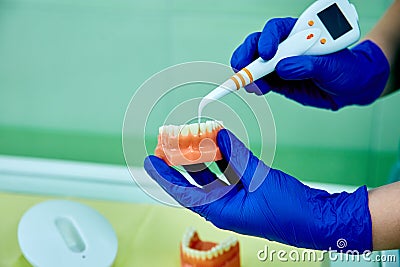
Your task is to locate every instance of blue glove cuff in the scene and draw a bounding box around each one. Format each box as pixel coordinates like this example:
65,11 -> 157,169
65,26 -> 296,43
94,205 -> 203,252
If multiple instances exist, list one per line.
314,185 -> 372,252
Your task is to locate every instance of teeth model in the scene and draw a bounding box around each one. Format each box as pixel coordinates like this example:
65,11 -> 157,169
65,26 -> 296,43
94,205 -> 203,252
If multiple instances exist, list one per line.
154,120 -> 224,166
180,227 -> 240,267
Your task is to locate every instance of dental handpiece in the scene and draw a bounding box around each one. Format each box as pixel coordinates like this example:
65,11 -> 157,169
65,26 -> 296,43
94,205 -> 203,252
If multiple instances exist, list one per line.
198,28 -> 322,116
198,0 -> 360,119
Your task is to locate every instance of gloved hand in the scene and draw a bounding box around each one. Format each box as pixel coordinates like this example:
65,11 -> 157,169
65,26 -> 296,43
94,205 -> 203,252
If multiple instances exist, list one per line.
230,17 -> 390,110
144,129 -> 372,251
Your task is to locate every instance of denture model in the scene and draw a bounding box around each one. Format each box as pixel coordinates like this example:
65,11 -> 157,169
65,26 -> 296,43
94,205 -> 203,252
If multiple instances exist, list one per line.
180,227 -> 240,267
154,121 -> 223,166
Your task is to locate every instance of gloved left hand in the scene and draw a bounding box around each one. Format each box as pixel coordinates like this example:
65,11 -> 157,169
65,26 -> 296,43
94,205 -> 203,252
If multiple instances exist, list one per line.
144,129 -> 372,252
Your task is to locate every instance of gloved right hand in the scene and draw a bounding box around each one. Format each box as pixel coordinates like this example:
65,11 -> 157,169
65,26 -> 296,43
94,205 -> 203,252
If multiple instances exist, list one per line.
230,17 -> 390,110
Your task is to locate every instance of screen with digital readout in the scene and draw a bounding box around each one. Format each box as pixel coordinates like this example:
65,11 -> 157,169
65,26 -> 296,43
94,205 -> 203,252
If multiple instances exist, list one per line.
317,3 -> 352,40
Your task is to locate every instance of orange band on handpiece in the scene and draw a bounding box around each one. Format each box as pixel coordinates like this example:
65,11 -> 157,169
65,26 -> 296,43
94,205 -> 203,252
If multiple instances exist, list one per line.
242,68 -> 254,83
230,76 -> 240,90
236,73 -> 246,87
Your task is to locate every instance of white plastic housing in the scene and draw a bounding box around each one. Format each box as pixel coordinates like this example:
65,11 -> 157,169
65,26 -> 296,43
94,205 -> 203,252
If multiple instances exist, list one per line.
290,0 -> 360,55
200,0 -> 360,108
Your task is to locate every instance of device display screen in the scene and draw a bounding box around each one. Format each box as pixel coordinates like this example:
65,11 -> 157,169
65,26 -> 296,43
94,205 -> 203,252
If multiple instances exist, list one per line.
317,3 -> 352,40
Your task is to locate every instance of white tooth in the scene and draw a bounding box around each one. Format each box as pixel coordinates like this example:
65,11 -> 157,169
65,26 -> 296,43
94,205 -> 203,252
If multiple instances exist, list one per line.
213,245 -> 220,255
200,251 -> 206,260
185,248 -> 191,257
173,126 -> 179,136
229,237 -> 238,246
188,248 -> 196,257
183,228 -> 192,246
217,246 -> 224,255
206,121 -> 213,132
165,125 -> 171,135
187,232 -> 193,240
187,232 -> 194,241
206,251 -> 213,260
199,122 -> 206,133
159,126 -> 164,135
211,247 -> 218,257
216,120 -> 223,128
221,240 -> 231,252
193,250 -> 200,259
189,123 -> 199,135
223,236 -> 231,243
212,121 -> 217,130
222,236 -> 236,249
181,125 -> 189,136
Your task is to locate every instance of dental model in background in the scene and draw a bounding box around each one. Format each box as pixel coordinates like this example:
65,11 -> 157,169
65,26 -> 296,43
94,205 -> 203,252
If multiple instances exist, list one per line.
180,227 -> 240,267
154,121 -> 223,166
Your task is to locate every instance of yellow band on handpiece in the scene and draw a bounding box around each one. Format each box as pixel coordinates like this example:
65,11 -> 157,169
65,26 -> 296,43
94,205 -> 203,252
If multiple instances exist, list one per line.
236,73 -> 246,87
242,68 -> 253,83
230,76 -> 240,90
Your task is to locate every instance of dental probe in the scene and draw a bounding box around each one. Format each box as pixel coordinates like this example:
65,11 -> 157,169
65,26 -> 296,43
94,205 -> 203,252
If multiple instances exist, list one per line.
199,0 -> 360,117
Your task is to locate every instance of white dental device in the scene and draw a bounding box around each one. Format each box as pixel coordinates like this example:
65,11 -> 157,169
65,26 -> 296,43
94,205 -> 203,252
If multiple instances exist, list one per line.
199,0 -> 360,115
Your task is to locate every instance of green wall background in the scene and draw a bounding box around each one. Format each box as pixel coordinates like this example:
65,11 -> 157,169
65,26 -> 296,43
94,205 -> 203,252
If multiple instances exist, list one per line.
0,0 -> 399,187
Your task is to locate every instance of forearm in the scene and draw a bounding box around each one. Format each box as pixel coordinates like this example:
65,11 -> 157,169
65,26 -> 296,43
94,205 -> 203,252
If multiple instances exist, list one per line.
365,0 -> 400,96
368,181 -> 400,250
363,3 -> 400,248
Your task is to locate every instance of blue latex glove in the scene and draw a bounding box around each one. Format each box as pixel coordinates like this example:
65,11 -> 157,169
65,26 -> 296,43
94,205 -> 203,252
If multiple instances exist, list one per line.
144,129 -> 372,252
230,17 -> 390,110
